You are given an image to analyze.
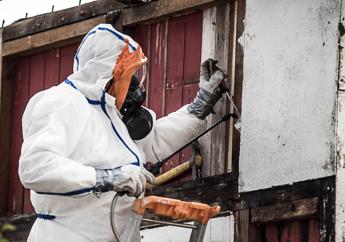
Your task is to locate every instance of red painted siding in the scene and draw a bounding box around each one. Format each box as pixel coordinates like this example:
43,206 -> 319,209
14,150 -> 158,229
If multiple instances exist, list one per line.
164,16 -> 186,172
59,44 -> 78,83
184,13 -> 202,84
264,219 -> 320,242
148,21 -> 166,119
8,57 -> 30,214
135,12 -> 203,178
44,48 -> 61,88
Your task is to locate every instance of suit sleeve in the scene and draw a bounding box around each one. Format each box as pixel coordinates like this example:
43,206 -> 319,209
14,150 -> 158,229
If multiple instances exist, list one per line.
136,105 -> 206,163
18,91 -> 96,195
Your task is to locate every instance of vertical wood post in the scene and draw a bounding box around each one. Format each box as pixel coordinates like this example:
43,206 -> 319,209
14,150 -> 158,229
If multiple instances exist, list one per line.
0,28 -> 2,103
200,3 -> 230,176
336,0 -> 345,241
234,209 -> 261,242
0,29 -> 15,216
200,7 -> 216,177
320,178 -> 335,241
229,0 -> 245,183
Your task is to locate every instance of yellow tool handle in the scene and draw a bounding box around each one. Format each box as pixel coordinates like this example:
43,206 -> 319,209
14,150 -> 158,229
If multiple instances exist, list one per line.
147,153 -> 203,190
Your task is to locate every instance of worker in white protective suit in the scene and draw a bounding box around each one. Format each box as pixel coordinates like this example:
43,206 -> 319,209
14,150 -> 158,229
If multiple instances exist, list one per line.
18,23 -> 226,242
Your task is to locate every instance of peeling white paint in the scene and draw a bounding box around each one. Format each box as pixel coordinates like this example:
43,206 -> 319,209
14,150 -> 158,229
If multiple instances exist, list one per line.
336,94 -> 345,242
239,0 -> 340,192
200,4 -> 231,176
335,2 -> 345,242
201,7 -> 217,63
140,215 -> 234,242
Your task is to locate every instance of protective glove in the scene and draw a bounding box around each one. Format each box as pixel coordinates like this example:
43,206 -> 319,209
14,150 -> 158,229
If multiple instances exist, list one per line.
94,164 -> 157,197
187,59 -> 227,119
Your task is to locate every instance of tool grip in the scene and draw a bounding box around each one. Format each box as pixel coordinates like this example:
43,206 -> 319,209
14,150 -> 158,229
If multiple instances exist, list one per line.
218,80 -> 229,94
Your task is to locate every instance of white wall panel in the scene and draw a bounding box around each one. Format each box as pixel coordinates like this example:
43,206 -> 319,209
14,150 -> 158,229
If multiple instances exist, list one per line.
239,0 -> 340,192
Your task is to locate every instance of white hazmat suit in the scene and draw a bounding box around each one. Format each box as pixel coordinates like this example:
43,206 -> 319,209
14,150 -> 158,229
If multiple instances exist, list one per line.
19,24 -> 207,241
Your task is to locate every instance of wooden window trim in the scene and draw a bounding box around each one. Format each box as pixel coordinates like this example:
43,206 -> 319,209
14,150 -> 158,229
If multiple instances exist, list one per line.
123,0 -> 230,26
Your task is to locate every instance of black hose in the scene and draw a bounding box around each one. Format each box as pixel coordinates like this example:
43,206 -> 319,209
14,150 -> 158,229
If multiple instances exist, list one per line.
110,193 -> 121,242
148,113 -> 237,175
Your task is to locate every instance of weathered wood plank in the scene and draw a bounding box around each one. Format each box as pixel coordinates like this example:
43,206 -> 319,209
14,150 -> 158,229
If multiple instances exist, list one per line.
229,0 -> 245,180
0,57 -> 15,216
167,16 -> 185,88
29,53 -> 45,98
147,172 -> 237,210
234,209 -> 262,242
199,7 -> 216,177
148,20 -> 166,118
236,209 -> 250,242
281,221 -> 301,242
265,224 -> 279,242
59,44 -> 79,83
44,48 -> 61,88
237,176 -> 334,210
210,3 -> 230,176
2,0 -> 125,42
2,16 -> 107,57
251,198 -> 319,224
308,218 -> 320,242
184,12 -> 202,85
164,16 -> 185,173
8,57 -> 30,214
123,0 -> 228,26
319,178 -> 335,242
199,3 -> 230,177
0,28 -> 2,96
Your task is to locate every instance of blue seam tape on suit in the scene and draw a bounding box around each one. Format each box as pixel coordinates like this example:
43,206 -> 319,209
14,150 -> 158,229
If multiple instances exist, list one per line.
36,187 -> 94,196
64,80 -> 101,105
64,80 -> 141,166
37,80 -> 141,196
75,30 -> 97,71
100,91 -> 140,166
37,213 -> 56,220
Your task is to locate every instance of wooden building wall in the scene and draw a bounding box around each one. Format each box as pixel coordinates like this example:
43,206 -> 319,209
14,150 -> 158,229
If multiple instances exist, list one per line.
134,12 -> 202,177
0,1 -> 335,241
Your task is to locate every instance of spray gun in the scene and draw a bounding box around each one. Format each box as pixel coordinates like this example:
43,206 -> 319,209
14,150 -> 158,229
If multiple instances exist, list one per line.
208,59 -> 242,131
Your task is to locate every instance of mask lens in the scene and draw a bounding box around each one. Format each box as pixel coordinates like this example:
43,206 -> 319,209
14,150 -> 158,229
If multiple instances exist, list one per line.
138,63 -> 147,87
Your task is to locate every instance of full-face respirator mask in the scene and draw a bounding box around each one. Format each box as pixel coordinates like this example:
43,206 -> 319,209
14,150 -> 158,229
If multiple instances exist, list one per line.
119,75 -> 153,140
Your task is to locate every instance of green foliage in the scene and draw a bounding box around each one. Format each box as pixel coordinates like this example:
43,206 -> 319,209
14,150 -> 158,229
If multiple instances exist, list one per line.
0,223 -> 16,242
1,224 -> 16,232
